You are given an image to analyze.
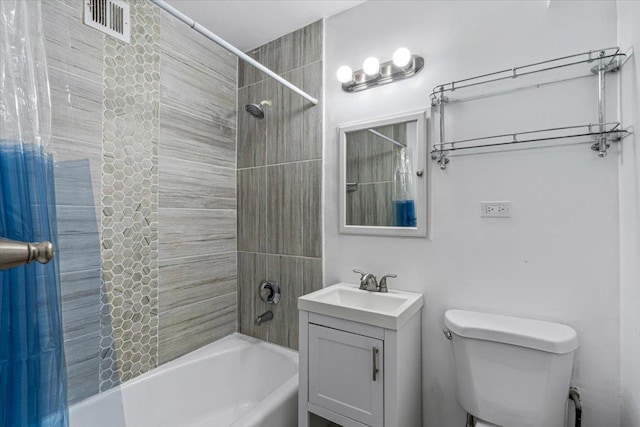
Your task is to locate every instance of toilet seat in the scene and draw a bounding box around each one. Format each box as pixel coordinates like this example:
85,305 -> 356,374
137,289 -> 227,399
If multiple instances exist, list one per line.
474,417 -> 500,427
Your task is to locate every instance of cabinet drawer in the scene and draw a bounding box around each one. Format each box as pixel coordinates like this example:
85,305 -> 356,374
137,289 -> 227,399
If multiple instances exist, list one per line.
308,325 -> 384,427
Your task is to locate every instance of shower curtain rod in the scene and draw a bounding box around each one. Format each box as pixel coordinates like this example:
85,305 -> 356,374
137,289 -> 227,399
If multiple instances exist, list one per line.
150,0 -> 319,105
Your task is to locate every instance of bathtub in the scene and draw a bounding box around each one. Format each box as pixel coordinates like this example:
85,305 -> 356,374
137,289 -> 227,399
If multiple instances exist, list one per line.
70,333 -> 299,427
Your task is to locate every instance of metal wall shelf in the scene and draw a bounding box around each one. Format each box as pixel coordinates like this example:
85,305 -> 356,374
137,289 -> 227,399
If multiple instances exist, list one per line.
429,47 -> 629,169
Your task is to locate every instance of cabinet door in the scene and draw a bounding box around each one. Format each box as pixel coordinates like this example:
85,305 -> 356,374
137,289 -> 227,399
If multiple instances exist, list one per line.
308,325 -> 384,427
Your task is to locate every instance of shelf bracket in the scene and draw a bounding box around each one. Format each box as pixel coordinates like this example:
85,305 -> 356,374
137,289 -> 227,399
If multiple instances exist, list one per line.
590,50 -> 622,158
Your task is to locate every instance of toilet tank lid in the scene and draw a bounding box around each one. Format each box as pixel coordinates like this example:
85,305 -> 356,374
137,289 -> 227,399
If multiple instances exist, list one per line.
444,309 -> 579,354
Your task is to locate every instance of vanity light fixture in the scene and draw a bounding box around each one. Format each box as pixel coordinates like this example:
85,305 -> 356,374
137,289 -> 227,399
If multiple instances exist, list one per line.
336,65 -> 354,83
362,57 -> 381,76
392,47 -> 412,68
337,48 -> 424,93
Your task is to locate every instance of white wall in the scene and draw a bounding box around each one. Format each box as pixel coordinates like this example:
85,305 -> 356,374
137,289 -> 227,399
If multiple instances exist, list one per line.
617,1 -> 640,426
324,1 -> 621,425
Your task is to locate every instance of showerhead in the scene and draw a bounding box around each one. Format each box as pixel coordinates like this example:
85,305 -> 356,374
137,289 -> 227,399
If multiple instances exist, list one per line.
245,100 -> 271,119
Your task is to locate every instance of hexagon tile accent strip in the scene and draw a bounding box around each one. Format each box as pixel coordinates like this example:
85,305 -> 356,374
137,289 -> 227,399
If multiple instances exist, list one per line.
99,0 -> 160,391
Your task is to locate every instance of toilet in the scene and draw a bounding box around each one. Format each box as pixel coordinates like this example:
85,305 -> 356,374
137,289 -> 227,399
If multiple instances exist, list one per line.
444,309 -> 579,427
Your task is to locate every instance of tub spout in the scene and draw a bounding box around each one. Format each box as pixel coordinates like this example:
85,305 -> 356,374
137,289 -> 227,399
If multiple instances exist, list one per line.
255,310 -> 273,326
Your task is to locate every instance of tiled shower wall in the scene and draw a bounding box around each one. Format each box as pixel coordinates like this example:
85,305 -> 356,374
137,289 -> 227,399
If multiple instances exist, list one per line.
346,124 -> 407,227
237,21 -> 323,350
42,0 -> 237,403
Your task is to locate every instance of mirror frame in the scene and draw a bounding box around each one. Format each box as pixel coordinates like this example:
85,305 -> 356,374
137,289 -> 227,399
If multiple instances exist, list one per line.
338,109 -> 428,237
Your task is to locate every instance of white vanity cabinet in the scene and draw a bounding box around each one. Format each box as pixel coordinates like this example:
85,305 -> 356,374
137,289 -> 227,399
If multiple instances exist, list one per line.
308,324 -> 384,426
298,283 -> 423,427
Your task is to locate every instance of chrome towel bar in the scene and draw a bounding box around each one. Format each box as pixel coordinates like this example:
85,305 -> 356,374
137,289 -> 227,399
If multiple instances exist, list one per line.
0,238 -> 55,271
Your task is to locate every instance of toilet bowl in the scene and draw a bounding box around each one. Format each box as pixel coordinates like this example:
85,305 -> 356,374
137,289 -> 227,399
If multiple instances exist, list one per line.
445,309 -> 579,427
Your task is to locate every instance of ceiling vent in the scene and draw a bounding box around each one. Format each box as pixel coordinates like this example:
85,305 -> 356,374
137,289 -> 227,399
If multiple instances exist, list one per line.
84,0 -> 130,44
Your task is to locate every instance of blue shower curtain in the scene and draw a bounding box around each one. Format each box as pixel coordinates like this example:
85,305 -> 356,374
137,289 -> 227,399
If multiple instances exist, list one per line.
0,143 -> 68,426
0,0 -> 69,425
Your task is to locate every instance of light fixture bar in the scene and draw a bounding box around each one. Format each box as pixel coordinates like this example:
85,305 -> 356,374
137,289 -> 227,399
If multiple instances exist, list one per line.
341,55 -> 424,93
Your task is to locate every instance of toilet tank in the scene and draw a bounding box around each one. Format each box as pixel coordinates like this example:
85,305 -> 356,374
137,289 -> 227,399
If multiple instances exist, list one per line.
444,310 -> 579,427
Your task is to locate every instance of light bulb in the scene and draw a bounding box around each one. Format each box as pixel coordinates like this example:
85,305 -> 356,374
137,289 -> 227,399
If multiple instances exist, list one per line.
362,57 -> 380,76
336,65 -> 353,83
393,47 -> 412,68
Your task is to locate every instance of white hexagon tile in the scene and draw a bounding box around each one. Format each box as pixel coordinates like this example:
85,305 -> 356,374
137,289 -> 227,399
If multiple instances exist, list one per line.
99,0 -> 160,391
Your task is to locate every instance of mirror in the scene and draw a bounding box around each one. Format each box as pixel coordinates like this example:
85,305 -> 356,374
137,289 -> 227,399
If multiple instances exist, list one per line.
339,110 -> 428,237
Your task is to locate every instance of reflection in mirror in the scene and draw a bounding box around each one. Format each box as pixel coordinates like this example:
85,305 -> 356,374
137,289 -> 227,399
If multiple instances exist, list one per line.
345,120 -> 418,227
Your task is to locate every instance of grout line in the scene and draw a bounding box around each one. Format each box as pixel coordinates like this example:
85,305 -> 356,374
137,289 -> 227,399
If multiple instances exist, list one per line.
237,250 -> 322,261
157,154 -> 236,172
158,207 -> 236,212
160,291 -> 238,316
158,250 -> 237,263
159,101 -> 237,132
237,157 -> 322,171
60,267 -> 102,277
51,135 -> 103,147
349,180 -> 395,186
48,64 -> 103,87
63,330 -> 101,344
238,59 -> 323,90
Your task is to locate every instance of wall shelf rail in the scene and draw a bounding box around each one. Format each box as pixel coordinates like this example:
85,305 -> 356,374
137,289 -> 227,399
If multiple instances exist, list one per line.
430,122 -> 628,169
429,47 -> 629,169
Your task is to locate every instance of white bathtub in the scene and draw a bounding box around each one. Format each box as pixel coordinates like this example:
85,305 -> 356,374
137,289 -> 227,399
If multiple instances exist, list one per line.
70,333 -> 299,427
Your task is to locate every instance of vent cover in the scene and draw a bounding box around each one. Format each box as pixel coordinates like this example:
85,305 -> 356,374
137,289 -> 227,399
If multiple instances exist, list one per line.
84,0 -> 130,43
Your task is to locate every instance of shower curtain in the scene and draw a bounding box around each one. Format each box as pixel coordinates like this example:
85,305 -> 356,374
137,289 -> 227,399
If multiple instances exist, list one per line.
0,0 -> 69,425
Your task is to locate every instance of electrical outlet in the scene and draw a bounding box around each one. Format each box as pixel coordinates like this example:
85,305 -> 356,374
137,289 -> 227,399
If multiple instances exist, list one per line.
481,201 -> 511,218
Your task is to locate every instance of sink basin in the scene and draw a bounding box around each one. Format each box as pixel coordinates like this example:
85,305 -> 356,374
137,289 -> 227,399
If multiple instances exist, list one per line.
298,282 -> 423,330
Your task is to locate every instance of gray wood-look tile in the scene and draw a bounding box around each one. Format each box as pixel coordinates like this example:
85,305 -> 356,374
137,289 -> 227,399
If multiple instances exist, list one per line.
266,163 -> 302,256
302,257 -> 323,296
61,269 -> 101,340
303,61 -> 323,161
266,161 -> 321,257
57,206 -> 100,235
237,252 -> 268,341
347,125 -> 396,184
159,252 -> 237,312
237,168 -> 267,252
302,160 -> 322,258
159,156 -> 236,210
237,254 -> 322,350
58,232 -> 102,275
160,53 -> 237,129
42,0 -> 103,83
346,182 -> 394,227
238,45 -> 268,88
266,28 -> 304,75
158,292 -> 237,364
237,81 -> 267,168
302,21 -> 323,66
49,66 -> 103,145
158,208 -> 237,260
161,11 -> 236,84
159,104 -> 236,169
265,254 -> 303,349
64,331 -> 100,404
52,139 -> 102,212
266,69 -> 304,165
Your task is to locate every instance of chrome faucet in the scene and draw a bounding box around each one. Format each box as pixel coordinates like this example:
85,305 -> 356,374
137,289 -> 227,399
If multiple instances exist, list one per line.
352,270 -> 396,293
255,310 -> 273,326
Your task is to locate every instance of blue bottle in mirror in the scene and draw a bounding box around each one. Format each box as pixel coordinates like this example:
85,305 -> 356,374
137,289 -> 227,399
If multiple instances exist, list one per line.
393,147 -> 416,227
